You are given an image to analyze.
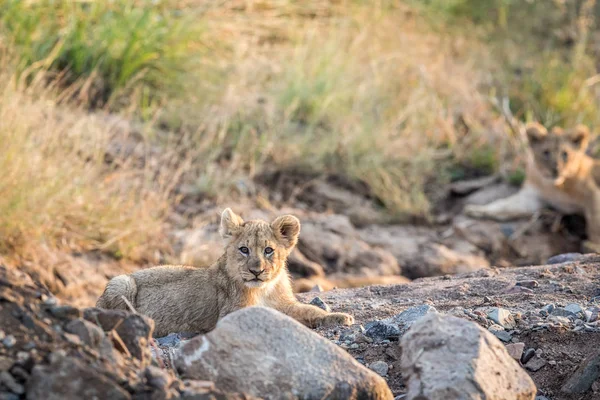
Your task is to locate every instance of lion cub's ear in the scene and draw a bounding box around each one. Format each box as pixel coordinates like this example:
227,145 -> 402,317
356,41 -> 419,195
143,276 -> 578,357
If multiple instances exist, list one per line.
219,208 -> 244,239
525,122 -> 548,143
567,125 -> 590,150
271,215 -> 301,250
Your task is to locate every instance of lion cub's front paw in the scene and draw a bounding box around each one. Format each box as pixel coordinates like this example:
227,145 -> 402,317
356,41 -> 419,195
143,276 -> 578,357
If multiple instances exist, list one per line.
319,312 -> 354,327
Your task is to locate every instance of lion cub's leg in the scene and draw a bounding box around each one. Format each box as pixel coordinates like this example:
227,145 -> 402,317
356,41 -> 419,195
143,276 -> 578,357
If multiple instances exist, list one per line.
275,298 -> 354,328
464,184 -> 543,221
582,196 -> 600,253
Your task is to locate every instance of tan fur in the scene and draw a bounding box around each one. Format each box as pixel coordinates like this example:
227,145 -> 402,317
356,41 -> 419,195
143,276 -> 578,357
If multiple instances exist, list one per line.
465,123 -> 589,221
294,275 -> 410,293
96,209 -> 354,337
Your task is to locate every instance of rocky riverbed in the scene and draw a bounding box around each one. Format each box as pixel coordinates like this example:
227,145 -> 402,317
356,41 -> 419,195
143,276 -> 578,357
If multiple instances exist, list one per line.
3,252 -> 597,399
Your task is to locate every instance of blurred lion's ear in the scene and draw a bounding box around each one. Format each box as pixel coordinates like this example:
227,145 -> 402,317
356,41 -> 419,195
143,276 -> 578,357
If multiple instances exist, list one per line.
219,208 -> 244,239
525,122 -> 548,143
567,125 -> 590,150
271,215 -> 301,249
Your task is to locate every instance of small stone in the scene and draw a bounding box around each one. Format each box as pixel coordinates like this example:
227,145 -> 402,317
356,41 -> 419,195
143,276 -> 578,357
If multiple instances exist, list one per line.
516,280 -> 539,289
369,361 -> 389,377
364,321 -> 401,341
488,325 -> 512,343
63,333 -> 82,346
2,336 -> 16,349
525,355 -> 547,372
0,372 -> 24,395
393,305 -> 438,326
521,348 -> 536,364
42,296 -> 58,306
540,304 -> 555,316
487,308 -> 516,329
535,396 -> 550,400
309,297 -> 331,312
339,329 -> 356,342
551,307 -> 577,318
546,252 -> 583,264
587,307 -> 600,322
505,343 -> 525,360
549,316 -> 571,325
48,305 -> 82,320
350,343 -> 359,349
564,303 -> 584,317
355,333 -> 373,344
310,285 -> 323,293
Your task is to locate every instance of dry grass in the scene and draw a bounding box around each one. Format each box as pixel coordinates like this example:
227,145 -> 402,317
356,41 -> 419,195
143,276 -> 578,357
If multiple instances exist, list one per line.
0,73 -> 175,263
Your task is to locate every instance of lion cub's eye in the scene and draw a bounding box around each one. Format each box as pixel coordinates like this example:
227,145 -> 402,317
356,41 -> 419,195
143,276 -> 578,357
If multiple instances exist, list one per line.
264,247 -> 274,255
239,246 -> 249,255
543,150 -> 551,158
561,151 -> 568,162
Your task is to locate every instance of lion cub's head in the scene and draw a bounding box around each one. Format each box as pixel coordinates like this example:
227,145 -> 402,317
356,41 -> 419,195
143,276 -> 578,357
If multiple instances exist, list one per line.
218,208 -> 300,288
527,122 -> 590,185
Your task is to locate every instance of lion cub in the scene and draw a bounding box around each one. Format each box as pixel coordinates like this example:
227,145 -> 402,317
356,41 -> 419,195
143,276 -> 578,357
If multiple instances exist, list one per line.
96,209 -> 354,337
465,123 -> 600,252
464,123 -> 589,220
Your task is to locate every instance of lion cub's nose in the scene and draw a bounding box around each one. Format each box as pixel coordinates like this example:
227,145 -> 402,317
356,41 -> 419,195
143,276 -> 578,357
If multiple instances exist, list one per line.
249,267 -> 264,277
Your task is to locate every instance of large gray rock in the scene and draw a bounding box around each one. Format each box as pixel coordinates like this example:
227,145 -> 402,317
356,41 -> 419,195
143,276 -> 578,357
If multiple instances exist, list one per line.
401,313 -> 536,400
175,307 -> 393,400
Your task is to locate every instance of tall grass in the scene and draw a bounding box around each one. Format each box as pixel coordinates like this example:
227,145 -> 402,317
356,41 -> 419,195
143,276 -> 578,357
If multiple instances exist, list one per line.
0,0 -> 198,109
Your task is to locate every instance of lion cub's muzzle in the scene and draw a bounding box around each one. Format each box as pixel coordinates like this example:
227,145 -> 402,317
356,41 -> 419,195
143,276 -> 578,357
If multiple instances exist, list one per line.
242,259 -> 270,286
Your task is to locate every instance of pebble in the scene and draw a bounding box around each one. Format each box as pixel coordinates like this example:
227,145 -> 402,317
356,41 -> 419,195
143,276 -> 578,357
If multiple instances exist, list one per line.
487,308 -> 516,329
551,307 -> 577,318
0,372 -> 24,395
309,297 -> 331,312
564,303 -> 584,317
2,336 -> 16,349
488,325 -> 512,343
549,316 -> 571,325
369,361 -> 389,377
350,343 -> 359,349
364,321 -> 401,341
505,343 -> 525,360
546,252 -> 582,264
525,355 -> 547,372
339,329 -> 356,342
393,305 -> 437,326
521,348 -> 536,364
540,304 -> 555,316
516,280 -> 539,289
587,307 -> 600,323
49,305 -> 82,320
309,285 -> 323,293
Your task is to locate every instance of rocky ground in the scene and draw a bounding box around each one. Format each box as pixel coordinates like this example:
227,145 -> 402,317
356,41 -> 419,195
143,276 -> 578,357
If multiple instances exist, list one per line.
299,253 -> 600,399
2,170 -> 600,399
0,252 -> 586,399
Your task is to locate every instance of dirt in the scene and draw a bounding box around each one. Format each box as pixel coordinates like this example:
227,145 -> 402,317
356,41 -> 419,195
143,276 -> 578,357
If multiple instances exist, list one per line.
298,256 -> 600,399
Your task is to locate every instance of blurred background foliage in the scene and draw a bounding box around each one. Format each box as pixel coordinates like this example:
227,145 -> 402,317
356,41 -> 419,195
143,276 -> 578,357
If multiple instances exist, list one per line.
1,0 -> 599,261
